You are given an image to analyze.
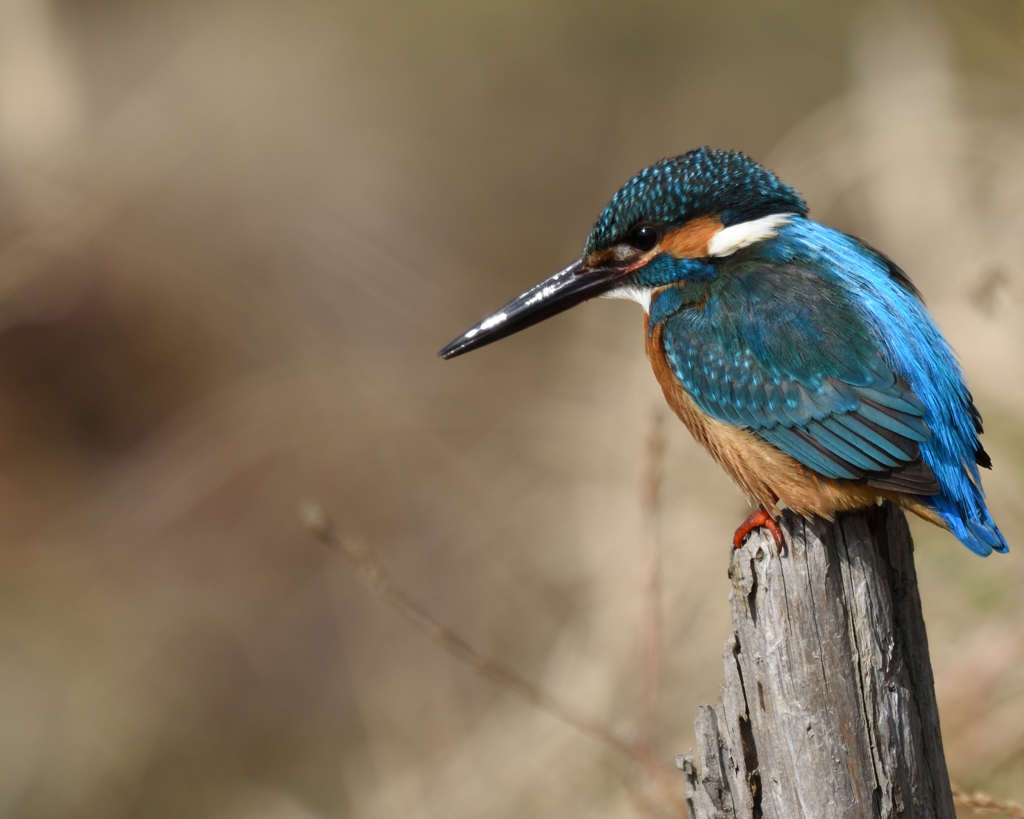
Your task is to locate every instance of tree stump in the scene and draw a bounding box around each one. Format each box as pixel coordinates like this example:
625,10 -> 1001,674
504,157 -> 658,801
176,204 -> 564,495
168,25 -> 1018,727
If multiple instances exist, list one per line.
678,503 -> 955,819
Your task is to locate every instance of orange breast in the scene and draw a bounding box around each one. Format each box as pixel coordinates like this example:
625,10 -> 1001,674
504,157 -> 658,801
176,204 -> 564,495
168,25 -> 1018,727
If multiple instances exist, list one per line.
643,314 -> 945,527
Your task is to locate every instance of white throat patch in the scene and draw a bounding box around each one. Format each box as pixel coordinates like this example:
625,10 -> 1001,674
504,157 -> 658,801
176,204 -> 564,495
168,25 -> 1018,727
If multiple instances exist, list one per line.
707,213 -> 793,257
599,214 -> 794,314
601,285 -> 653,313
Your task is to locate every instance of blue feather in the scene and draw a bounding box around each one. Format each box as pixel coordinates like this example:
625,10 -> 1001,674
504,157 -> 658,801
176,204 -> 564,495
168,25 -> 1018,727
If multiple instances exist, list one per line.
829,415 -> 913,462
593,150 -> 1006,555
804,420 -> 888,471
855,402 -> 928,442
818,417 -> 902,468
759,427 -> 859,479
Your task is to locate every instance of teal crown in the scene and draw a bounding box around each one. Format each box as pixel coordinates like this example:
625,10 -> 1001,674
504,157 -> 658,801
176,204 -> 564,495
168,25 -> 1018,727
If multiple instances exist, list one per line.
584,148 -> 808,255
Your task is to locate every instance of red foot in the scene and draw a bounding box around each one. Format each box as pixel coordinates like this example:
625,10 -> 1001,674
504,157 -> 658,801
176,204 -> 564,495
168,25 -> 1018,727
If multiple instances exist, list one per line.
733,506 -> 785,553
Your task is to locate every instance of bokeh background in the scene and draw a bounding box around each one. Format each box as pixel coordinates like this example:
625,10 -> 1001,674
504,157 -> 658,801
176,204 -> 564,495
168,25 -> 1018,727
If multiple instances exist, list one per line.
2,0 -> 1024,816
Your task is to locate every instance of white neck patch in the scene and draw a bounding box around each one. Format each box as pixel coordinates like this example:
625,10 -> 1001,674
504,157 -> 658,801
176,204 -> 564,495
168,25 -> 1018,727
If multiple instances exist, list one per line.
598,214 -> 794,314
601,285 -> 652,313
707,213 -> 793,257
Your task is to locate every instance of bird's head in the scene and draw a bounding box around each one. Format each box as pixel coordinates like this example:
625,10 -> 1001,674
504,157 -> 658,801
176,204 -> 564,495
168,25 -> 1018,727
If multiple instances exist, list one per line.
439,148 -> 807,359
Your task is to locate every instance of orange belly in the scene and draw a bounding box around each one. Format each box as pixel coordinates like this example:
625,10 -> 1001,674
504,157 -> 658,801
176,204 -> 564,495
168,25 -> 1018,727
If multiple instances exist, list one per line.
644,317 -> 945,528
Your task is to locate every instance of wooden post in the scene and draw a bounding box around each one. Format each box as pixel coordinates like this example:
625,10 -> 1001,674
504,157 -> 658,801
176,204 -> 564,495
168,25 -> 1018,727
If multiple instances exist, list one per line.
678,503 -> 955,819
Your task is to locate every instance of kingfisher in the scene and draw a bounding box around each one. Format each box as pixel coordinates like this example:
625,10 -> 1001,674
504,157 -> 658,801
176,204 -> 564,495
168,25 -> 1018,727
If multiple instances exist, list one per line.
439,148 -> 1007,557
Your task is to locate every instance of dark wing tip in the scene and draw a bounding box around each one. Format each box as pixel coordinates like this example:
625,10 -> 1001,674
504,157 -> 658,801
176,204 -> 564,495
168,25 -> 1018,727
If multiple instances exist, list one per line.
966,393 -> 992,468
976,443 -> 993,470
866,458 -> 941,496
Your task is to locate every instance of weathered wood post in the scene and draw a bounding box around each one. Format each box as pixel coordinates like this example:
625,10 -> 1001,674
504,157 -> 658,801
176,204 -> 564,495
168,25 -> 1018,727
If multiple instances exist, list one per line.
679,503 -> 955,819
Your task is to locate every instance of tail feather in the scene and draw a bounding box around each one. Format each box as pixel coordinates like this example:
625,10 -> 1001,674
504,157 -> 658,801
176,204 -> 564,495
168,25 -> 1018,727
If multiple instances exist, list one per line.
932,495 -> 1008,556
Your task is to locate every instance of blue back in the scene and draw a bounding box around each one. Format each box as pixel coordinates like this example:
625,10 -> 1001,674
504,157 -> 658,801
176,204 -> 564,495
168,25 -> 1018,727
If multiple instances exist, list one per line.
582,148 -> 1005,555
649,218 -> 1007,556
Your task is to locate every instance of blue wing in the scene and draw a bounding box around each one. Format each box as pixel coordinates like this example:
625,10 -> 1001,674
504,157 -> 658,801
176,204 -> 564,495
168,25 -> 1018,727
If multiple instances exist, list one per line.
658,261 -> 940,494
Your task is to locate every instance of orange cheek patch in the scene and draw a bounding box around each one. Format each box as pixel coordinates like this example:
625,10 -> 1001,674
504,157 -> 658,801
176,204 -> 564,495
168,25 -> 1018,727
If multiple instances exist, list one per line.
583,247 -> 615,268
659,214 -> 723,259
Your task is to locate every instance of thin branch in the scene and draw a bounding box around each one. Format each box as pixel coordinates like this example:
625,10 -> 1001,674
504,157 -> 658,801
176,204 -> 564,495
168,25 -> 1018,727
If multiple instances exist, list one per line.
300,500 -> 689,818
639,410 -> 666,748
953,785 -> 1024,818
625,767 -> 682,819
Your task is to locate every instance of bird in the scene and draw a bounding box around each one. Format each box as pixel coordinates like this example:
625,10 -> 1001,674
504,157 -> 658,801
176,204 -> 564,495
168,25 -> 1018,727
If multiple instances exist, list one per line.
439,148 -> 1007,557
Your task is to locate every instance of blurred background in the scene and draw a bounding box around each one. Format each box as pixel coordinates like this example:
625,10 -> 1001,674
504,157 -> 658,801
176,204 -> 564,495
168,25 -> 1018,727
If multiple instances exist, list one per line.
1,0 -> 1024,816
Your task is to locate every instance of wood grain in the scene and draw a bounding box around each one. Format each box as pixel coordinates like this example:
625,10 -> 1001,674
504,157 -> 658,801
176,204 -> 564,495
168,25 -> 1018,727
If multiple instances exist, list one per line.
679,504 -> 954,819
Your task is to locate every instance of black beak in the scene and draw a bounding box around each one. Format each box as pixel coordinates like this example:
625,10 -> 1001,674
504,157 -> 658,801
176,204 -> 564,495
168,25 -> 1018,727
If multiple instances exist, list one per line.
438,258 -> 625,359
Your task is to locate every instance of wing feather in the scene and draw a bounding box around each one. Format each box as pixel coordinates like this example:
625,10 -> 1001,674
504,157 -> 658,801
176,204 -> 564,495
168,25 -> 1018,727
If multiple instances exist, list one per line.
660,261 -> 939,495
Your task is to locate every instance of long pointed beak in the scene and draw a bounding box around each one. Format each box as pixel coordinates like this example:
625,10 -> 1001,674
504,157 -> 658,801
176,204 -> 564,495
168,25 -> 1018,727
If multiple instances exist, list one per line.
438,258 -> 624,359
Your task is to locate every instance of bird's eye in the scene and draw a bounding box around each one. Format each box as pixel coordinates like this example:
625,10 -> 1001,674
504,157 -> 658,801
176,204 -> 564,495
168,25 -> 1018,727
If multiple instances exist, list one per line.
628,225 -> 659,252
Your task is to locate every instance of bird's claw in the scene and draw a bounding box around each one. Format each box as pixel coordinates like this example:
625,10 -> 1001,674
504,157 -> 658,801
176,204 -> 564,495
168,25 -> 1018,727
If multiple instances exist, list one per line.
733,506 -> 785,554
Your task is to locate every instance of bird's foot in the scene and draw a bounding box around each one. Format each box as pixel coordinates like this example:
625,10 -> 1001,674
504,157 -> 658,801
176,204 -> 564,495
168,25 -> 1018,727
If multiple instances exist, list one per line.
733,506 -> 785,553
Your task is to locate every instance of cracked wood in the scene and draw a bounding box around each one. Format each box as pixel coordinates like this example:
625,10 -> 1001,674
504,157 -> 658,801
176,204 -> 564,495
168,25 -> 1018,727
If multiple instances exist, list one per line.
679,504 -> 955,819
